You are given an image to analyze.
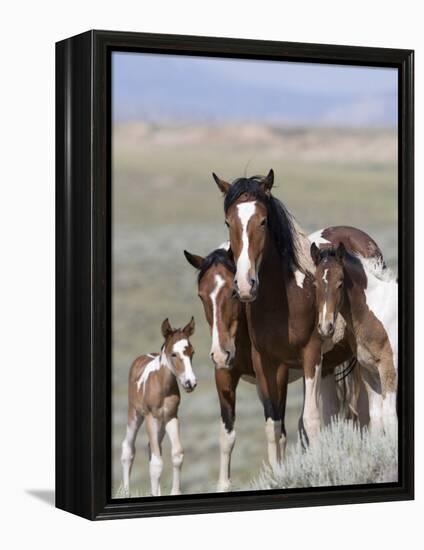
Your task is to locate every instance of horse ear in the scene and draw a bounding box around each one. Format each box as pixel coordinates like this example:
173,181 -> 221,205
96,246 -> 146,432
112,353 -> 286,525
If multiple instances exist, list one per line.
161,318 -> 173,338
212,173 -> 231,195
310,242 -> 321,265
183,316 -> 195,337
184,250 -> 205,270
261,169 -> 274,195
336,242 -> 346,263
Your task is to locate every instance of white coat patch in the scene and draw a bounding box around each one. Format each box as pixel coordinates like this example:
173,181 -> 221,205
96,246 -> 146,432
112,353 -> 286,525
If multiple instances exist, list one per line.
137,355 -> 161,391
294,270 -> 305,288
308,229 -> 331,246
360,259 -> 398,369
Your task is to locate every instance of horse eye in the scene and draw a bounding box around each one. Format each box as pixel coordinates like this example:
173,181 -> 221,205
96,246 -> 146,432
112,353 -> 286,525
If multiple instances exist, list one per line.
312,281 -> 317,287
225,220 -> 230,228
260,218 -> 267,226
337,281 -> 343,288
171,353 -> 177,358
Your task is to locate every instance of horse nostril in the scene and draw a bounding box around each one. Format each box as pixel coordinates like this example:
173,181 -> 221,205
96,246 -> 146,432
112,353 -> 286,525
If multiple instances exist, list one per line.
328,323 -> 334,333
250,278 -> 257,291
225,350 -> 231,364
233,279 -> 239,291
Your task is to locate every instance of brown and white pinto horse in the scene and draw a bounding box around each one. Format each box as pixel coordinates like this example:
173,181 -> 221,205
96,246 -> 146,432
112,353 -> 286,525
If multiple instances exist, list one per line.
121,317 -> 196,497
213,170 -> 322,466
184,247 -> 254,490
185,225 -> 385,488
185,246 -> 303,489
311,243 -> 398,433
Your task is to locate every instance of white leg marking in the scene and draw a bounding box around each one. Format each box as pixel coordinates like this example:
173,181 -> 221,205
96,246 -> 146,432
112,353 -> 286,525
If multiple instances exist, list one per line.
165,417 -> 184,495
303,365 -> 322,443
265,417 -> 282,471
121,415 -> 142,495
217,420 -> 236,492
236,201 -> 257,295
382,391 -> 398,436
149,453 -> 163,497
362,376 -> 384,433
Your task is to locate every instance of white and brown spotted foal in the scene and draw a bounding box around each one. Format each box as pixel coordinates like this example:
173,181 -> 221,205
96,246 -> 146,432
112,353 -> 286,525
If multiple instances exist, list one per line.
121,317 -> 196,497
311,243 -> 398,434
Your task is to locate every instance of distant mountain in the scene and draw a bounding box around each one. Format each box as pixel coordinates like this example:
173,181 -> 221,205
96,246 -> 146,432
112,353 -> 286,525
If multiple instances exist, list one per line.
112,53 -> 397,127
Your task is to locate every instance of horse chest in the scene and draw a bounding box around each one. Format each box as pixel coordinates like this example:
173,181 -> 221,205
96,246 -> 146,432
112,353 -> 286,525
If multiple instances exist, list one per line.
247,297 -> 312,360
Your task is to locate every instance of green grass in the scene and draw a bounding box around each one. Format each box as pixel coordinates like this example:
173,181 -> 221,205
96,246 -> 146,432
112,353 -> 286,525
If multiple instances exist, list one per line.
111,123 -> 398,497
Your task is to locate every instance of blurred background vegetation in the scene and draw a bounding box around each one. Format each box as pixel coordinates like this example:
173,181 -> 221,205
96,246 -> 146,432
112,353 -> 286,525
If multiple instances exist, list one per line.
111,54 -> 397,497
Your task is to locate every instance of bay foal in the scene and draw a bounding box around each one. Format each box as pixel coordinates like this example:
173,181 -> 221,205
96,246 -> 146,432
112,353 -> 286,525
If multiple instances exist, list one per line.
184,247 -> 255,491
311,243 -> 398,433
121,317 -> 196,496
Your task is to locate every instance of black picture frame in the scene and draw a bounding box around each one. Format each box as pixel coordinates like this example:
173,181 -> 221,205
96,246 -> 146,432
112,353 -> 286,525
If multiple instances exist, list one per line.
56,29 -> 414,521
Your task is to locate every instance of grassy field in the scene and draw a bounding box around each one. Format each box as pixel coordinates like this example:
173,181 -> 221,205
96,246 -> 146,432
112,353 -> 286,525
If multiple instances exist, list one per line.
111,123 -> 398,497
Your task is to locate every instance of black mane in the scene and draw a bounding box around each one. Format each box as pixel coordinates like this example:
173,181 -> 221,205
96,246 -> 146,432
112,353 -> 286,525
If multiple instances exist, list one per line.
198,248 -> 235,283
223,175 -> 301,271
317,247 -> 362,270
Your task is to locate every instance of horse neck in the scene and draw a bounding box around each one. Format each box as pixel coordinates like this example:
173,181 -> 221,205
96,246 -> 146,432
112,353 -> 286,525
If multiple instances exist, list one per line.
158,350 -> 177,393
262,217 -> 314,279
340,263 -> 370,330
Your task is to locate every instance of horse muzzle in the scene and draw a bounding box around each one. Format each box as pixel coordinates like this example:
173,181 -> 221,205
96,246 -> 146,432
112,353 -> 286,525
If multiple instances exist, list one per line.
233,276 -> 258,302
318,321 -> 335,339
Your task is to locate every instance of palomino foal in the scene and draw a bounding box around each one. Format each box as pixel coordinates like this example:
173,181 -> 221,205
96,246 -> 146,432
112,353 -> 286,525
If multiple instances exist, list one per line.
121,317 -> 196,496
311,243 -> 398,433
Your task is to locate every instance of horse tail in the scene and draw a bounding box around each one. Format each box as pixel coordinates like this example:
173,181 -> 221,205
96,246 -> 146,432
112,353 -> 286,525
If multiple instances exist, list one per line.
335,358 -> 361,420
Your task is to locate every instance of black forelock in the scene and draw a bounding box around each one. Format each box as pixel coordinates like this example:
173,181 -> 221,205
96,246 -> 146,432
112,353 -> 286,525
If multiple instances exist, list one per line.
316,246 -> 360,269
197,248 -> 236,283
223,176 -> 269,212
223,175 -> 301,272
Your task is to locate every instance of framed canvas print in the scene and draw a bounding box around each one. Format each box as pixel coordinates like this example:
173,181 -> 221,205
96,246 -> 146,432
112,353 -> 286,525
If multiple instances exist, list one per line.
56,30 -> 414,520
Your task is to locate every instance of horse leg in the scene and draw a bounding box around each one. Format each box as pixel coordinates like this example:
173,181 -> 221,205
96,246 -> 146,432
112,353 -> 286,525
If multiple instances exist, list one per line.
251,348 -> 284,471
165,416 -> 184,495
277,364 -> 289,461
361,365 -> 384,433
121,407 -> 143,496
145,414 -> 164,496
320,370 -> 339,426
215,367 -> 239,492
379,356 -> 398,436
302,336 -> 322,445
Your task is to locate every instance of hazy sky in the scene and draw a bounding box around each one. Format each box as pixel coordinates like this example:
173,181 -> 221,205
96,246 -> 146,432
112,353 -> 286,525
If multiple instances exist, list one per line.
113,52 -> 397,127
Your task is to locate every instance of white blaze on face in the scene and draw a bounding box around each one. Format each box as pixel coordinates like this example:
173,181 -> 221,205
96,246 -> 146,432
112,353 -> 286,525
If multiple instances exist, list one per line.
209,274 -> 227,366
236,201 -> 257,294
172,339 -> 196,387
322,269 -> 328,285
320,269 -> 329,324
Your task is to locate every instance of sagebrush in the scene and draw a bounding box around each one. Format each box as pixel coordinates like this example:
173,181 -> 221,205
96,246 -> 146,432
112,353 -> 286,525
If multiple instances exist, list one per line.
250,418 -> 397,490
